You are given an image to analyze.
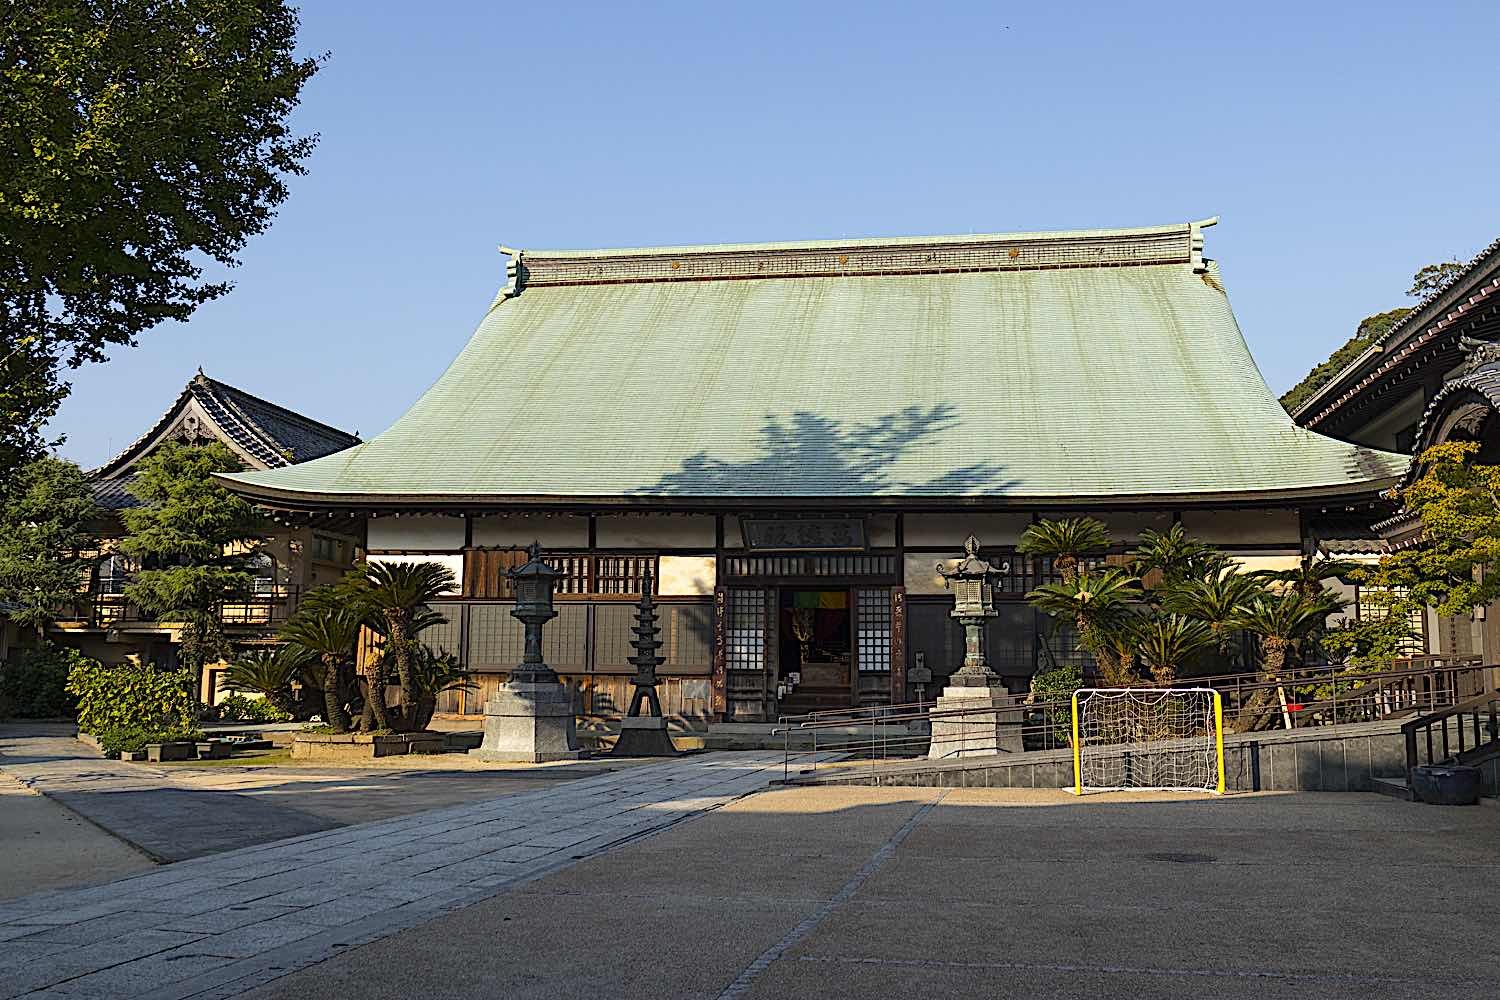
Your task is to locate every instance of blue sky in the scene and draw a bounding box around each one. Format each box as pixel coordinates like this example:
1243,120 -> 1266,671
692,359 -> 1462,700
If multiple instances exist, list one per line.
53,1 -> 1500,467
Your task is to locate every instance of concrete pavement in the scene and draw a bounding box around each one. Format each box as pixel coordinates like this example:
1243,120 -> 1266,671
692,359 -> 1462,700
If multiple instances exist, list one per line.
0,751 -> 812,999
243,786 -> 1500,1000
0,772 -> 154,899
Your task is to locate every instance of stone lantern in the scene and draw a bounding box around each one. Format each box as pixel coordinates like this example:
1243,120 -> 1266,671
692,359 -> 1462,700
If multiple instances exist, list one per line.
471,541 -> 582,763
937,533 -> 1006,686
508,542 -> 562,685
928,533 -> 1024,759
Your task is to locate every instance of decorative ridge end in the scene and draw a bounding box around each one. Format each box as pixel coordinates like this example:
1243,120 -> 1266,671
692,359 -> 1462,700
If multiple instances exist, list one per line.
1189,218 -> 1217,274
498,245 -> 524,299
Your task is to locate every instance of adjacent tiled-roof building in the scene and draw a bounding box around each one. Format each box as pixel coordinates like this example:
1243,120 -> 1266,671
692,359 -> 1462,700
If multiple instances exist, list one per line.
92,371 -> 361,509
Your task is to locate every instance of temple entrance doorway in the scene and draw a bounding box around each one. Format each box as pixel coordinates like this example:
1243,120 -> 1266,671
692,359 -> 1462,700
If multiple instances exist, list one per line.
777,589 -> 853,715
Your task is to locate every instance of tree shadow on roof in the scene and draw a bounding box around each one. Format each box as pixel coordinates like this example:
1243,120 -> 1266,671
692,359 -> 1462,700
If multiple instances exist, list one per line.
632,403 -> 1014,497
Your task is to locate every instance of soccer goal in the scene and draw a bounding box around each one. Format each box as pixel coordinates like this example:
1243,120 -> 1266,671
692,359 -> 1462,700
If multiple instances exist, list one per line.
1070,688 -> 1225,794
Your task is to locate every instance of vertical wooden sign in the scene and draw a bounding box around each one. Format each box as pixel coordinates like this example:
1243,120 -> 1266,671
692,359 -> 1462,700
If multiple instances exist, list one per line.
890,586 -> 907,704
711,587 -> 727,716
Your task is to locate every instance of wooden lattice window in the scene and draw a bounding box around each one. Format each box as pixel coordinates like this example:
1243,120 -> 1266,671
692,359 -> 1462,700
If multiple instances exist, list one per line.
856,588 -> 892,672
725,588 -> 768,675
463,548 -> 659,598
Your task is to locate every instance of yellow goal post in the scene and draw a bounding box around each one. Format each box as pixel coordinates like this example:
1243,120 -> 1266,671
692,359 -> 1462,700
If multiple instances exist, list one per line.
1070,687 -> 1225,795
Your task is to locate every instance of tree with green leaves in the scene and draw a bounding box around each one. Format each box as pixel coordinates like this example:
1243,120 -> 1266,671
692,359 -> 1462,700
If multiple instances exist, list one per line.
1281,262 -> 1471,416
119,442 -> 266,676
1408,261 -> 1466,299
1,3 -> 320,482
1370,441 -> 1500,617
1018,517 -> 1111,583
0,456 -> 98,642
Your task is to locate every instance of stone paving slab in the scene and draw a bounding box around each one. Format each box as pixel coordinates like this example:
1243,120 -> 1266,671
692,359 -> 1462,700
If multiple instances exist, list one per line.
0,751 -> 807,999
0,728 -> 604,865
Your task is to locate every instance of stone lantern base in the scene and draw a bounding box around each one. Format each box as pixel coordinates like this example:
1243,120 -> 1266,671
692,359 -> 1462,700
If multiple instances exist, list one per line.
608,715 -> 681,757
928,682 -> 1024,760
469,680 -> 583,763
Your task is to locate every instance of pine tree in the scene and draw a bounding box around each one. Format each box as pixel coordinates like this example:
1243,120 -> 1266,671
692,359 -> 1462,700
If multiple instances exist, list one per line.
120,443 -> 266,674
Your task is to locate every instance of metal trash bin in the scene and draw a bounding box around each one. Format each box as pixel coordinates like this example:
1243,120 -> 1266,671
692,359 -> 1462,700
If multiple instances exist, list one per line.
1411,765 -> 1480,806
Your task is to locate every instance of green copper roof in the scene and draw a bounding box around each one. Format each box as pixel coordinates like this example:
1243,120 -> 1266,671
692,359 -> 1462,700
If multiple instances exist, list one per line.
223,222 -> 1408,507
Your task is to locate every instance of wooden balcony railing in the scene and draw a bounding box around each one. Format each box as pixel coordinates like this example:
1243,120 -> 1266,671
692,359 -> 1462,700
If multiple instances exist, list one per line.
67,585 -> 302,630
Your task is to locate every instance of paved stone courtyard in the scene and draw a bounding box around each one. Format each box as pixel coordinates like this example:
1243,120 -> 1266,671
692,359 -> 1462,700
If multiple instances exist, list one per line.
2,729 -> 1497,1000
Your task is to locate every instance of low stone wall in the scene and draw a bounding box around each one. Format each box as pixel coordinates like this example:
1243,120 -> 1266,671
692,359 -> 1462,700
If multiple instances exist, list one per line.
796,720 -> 1431,793
291,732 -> 446,761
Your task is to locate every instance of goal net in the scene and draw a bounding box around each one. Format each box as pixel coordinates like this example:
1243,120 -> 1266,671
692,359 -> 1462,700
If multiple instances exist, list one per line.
1071,688 -> 1225,794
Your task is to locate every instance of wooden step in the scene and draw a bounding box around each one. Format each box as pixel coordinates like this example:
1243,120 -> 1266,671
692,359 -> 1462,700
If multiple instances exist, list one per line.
1372,776 -> 1414,801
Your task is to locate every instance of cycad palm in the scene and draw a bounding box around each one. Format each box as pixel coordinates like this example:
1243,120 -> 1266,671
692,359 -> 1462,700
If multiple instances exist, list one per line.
279,604 -> 363,733
1165,570 -> 1262,657
1133,614 -> 1214,684
1018,517 -> 1111,583
1028,567 -> 1140,685
1234,588 -> 1347,677
347,561 -> 456,726
1249,554 -> 1359,598
222,647 -> 304,718
1131,525 -> 1225,589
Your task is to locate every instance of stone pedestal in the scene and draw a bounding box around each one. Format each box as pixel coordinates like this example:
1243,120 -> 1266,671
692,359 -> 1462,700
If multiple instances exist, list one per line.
469,681 -> 583,763
928,684 -> 1024,760
609,715 -> 681,757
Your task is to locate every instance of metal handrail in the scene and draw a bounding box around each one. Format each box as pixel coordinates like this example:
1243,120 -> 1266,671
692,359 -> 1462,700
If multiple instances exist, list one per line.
1401,688 -> 1500,779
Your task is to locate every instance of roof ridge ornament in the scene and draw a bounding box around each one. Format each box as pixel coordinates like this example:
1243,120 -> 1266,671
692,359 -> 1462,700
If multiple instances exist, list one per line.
1189,217 -> 1218,274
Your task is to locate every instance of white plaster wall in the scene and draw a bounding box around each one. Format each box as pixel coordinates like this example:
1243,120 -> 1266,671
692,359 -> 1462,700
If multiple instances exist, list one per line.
596,515 -> 715,549
367,515 -> 465,551
471,514 -> 588,548
1180,508 -> 1300,545
1076,511 -> 1173,542
1226,554 -> 1305,575
367,553 -> 463,594
659,556 -> 716,595
903,512 -> 1032,548
903,553 -> 950,595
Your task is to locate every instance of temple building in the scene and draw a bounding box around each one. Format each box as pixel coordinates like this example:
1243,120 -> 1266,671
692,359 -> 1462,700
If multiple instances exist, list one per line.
222,220 -> 1408,723
1291,235 -> 1500,661
54,371 -> 363,699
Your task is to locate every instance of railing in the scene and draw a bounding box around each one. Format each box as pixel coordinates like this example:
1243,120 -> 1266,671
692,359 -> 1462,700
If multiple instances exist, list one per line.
1401,688 -> 1500,780
776,697 -> 1070,781
66,586 -> 302,630
777,660 -> 1497,779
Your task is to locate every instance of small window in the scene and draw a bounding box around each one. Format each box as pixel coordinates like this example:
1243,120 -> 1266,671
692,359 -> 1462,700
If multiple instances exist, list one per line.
313,535 -> 341,563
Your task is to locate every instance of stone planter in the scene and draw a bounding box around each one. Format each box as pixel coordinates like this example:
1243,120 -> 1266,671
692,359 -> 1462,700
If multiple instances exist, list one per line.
291,732 -> 447,762
145,742 -> 197,762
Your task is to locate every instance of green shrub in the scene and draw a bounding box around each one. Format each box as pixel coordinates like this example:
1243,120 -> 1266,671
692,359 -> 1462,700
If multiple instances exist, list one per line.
66,659 -> 197,737
214,692 -> 292,723
96,724 -> 204,756
0,645 -> 88,718
1028,661 -> 1084,748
